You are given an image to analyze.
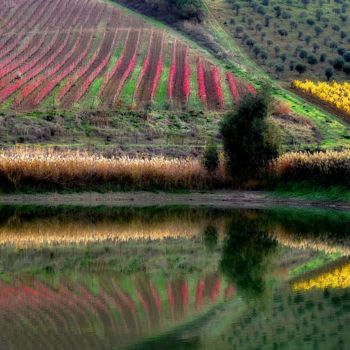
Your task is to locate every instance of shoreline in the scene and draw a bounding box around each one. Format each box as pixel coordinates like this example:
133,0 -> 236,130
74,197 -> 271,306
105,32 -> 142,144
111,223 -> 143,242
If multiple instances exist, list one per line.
0,191 -> 349,211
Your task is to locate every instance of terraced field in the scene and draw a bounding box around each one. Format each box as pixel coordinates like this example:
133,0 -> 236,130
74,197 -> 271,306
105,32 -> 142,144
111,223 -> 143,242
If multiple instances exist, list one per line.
0,0 -> 254,112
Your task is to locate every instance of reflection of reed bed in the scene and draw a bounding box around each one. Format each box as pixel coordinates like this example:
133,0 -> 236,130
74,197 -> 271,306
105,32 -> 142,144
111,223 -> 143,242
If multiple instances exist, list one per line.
0,205 -> 228,248
290,257 -> 350,291
270,225 -> 350,256
0,219 -> 214,247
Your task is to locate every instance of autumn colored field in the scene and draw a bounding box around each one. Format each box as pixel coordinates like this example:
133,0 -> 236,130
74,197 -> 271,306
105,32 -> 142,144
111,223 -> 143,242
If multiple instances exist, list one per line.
0,0 -> 254,112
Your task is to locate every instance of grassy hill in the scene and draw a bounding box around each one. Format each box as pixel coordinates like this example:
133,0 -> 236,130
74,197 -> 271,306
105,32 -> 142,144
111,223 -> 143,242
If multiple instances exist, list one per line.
0,0 -> 349,153
0,0 -> 253,113
211,0 -> 350,82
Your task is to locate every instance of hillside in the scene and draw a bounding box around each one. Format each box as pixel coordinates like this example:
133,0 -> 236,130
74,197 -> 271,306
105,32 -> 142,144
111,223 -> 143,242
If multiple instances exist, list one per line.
0,0 -> 348,153
0,0 -> 253,112
210,0 -> 350,82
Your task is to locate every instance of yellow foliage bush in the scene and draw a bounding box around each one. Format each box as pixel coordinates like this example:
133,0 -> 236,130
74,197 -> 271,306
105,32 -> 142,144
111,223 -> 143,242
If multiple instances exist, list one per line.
292,80 -> 350,116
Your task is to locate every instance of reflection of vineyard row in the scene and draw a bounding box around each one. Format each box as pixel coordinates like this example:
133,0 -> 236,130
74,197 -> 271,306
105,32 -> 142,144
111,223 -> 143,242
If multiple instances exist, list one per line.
291,258 -> 350,291
0,273 -> 234,350
0,0 -> 254,111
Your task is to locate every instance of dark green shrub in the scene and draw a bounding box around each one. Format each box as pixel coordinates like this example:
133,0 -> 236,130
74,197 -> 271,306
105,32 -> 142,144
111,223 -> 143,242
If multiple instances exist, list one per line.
202,142 -> 219,172
220,85 -> 280,181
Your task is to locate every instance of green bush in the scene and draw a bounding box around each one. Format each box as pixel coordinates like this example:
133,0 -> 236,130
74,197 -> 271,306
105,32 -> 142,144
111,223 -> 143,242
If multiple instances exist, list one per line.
202,142 -> 220,172
220,85 -> 280,181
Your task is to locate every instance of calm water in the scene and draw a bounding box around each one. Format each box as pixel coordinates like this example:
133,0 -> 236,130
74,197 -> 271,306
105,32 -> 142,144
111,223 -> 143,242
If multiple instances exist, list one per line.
0,206 -> 349,350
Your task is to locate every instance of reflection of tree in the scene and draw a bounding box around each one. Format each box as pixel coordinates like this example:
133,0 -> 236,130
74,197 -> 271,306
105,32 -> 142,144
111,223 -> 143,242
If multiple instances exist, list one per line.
220,215 -> 278,300
202,225 -> 218,252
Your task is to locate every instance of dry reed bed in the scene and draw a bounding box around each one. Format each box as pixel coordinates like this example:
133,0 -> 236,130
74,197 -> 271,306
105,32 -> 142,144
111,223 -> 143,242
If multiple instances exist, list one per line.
0,147 -> 228,191
0,148 -> 349,191
272,150 -> 350,186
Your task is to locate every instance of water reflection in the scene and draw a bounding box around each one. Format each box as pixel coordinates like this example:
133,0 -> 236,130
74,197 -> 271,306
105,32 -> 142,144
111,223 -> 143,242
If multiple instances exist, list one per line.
220,215 -> 278,300
0,272 -> 233,350
0,206 -> 349,349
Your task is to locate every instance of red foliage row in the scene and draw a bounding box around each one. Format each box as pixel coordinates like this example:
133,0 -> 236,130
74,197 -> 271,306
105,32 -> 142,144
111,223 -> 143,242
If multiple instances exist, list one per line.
212,66 -> 224,109
32,32 -> 94,106
183,48 -> 191,102
226,72 -> 240,104
0,32 -> 69,102
75,30 -> 119,102
197,58 -> 206,104
168,40 -> 177,100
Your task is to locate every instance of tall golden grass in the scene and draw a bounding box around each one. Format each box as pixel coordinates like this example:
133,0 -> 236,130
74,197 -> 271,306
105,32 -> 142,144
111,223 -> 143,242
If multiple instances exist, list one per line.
272,150 -> 350,186
0,147 -> 229,191
0,147 -> 349,191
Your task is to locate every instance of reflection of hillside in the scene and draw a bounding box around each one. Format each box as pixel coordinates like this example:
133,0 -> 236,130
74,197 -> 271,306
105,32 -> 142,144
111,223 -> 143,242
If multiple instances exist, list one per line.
0,206 -> 349,257
0,273 -> 234,350
265,209 -> 350,255
291,258 -> 350,291
204,286 -> 350,350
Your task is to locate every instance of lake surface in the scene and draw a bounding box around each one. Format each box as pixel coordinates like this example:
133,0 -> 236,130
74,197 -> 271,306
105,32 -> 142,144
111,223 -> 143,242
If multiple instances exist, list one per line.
0,205 -> 349,350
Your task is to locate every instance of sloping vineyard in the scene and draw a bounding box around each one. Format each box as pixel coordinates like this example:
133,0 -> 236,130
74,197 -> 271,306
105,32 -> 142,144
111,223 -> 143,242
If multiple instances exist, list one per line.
0,0 -> 254,111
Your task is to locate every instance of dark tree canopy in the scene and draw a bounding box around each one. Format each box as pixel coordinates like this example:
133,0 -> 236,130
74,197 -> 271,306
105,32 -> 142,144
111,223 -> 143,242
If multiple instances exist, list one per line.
220,86 -> 280,181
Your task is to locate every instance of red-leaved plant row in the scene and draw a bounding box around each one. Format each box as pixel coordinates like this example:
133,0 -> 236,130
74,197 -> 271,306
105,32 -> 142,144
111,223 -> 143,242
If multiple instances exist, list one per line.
0,31 -> 26,61
14,29 -> 86,105
134,31 -> 152,95
109,32 -> 141,104
148,32 -> 165,100
226,72 -> 240,104
58,52 -> 98,100
31,32 -> 95,106
197,58 -> 206,105
212,66 -> 224,109
0,31 -> 48,83
0,32 -> 42,72
183,47 -> 190,102
58,29 -> 107,101
167,40 -> 177,101
0,0 -> 259,110
99,29 -> 124,96
0,31 -> 66,102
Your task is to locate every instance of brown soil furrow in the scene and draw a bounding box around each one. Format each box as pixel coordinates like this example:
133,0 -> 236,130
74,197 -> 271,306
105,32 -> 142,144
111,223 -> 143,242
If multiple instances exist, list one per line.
101,29 -> 141,107
18,31 -> 92,109
0,0 -> 34,35
134,31 -> 164,109
203,61 -> 221,110
61,30 -> 121,108
172,43 -> 188,109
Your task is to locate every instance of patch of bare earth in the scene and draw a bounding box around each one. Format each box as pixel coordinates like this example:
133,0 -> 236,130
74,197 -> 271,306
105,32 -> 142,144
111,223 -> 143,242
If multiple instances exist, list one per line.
271,113 -> 323,146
